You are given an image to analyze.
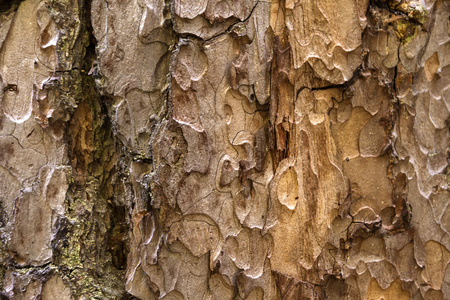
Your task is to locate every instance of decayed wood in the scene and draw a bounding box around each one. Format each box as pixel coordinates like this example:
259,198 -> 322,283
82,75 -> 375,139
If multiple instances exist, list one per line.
0,0 -> 449,299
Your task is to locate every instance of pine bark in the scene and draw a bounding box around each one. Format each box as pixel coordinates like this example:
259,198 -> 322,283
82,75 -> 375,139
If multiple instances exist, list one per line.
0,0 -> 449,299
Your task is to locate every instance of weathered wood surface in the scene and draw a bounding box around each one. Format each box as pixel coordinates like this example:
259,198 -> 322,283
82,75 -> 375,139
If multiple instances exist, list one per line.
0,0 -> 449,299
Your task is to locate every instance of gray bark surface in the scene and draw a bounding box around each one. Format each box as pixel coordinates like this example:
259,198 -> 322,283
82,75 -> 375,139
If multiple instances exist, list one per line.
0,0 -> 449,299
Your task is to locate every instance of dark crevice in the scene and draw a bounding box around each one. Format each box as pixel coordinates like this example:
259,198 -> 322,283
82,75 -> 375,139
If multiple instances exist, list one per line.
0,0 -> 23,14
7,261 -> 52,271
310,65 -> 363,92
371,0 -> 427,25
128,152 -> 153,163
54,67 -> 81,73
202,0 -> 260,44
175,1 -> 260,44
52,0 -> 129,297
273,271 -> 326,300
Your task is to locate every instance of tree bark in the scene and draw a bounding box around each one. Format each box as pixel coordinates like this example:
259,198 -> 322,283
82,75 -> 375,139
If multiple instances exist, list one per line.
0,0 -> 449,299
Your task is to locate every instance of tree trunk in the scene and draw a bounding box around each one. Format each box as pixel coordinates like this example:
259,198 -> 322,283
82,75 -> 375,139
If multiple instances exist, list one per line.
0,0 -> 449,299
